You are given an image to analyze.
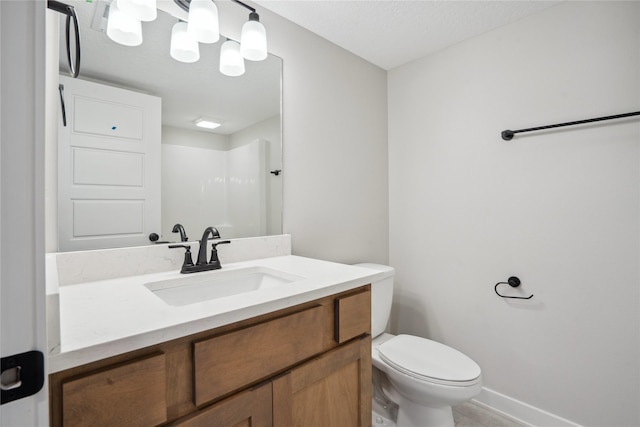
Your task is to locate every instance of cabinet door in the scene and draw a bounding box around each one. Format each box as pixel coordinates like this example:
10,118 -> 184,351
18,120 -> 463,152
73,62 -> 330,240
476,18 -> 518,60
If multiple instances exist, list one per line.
272,336 -> 372,427
61,353 -> 167,427
335,290 -> 371,343
170,382 -> 272,427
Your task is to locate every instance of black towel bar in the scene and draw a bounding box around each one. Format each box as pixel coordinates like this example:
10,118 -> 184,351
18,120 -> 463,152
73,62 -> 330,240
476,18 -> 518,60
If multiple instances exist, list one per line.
502,111 -> 640,141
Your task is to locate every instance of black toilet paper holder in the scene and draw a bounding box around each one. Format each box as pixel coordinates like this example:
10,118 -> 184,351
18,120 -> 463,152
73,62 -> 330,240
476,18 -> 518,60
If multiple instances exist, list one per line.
494,276 -> 533,300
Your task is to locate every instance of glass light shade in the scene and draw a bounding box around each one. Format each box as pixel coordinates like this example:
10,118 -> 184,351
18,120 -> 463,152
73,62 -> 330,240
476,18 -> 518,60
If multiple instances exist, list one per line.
219,40 -> 245,77
240,13 -> 267,61
117,0 -> 157,22
187,0 -> 219,44
107,1 -> 143,46
170,22 -> 200,63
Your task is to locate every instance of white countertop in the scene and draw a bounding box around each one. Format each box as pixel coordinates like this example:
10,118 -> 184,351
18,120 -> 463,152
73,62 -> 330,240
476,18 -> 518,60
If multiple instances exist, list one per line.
49,255 -> 384,373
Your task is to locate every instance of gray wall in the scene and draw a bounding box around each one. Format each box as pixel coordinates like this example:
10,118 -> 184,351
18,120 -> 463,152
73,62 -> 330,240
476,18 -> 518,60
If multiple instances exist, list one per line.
218,2 -> 389,265
388,2 -> 639,426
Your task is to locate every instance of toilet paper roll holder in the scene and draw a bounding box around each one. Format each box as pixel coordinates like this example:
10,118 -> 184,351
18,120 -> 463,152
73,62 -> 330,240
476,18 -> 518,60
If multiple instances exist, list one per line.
494,276 -> 533,300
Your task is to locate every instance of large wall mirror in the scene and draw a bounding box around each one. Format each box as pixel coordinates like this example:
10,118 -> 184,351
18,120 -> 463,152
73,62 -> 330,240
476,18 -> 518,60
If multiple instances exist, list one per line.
48,0 -> 283,252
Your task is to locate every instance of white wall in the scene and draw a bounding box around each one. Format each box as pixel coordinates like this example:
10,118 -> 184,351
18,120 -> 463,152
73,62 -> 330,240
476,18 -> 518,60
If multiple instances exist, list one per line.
162,125 -> 271,240
161,143 -> 228,241
388,2 -> 639,426
227,139 -> 268,237
217,2 -> 389,264
45,9 -> 59,253
230,116 -> 282,235
161,125 -> 229,241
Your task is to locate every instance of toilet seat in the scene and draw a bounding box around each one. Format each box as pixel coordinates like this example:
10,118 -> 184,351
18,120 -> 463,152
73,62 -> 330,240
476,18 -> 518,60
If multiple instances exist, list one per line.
378,334 -> 481,387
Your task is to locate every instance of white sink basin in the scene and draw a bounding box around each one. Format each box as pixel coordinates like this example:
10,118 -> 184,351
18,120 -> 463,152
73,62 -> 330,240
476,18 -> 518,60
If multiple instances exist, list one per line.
144,267 -> 304,306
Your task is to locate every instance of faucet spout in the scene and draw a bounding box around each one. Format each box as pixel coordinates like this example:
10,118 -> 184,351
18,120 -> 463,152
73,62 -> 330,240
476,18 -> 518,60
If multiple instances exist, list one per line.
196,226 -> 220,265
171,223 -> 188,242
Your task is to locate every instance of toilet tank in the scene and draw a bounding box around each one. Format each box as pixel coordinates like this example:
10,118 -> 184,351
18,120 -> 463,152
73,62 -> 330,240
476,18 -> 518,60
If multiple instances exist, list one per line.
354,263 -> 395,338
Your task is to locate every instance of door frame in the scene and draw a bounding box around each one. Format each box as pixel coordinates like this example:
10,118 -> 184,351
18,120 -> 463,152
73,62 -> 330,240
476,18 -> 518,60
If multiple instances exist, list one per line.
0,0 -> 48,425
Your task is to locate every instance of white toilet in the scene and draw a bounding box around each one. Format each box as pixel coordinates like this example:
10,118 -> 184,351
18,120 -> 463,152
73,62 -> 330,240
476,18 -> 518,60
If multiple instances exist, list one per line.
356,263 -> 482,427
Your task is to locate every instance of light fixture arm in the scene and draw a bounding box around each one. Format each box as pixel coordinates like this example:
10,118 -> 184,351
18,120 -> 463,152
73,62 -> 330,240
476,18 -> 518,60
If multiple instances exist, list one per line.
231,0 -> 256,13
174,0 -> 256,14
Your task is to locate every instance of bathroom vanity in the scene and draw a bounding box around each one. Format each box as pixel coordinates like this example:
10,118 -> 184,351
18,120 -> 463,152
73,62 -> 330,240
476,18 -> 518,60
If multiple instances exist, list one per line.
47,240 -> 381,426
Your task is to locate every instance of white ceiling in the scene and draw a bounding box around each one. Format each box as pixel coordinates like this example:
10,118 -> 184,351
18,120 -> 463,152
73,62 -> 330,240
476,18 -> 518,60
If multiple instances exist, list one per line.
256,0 -> 562,70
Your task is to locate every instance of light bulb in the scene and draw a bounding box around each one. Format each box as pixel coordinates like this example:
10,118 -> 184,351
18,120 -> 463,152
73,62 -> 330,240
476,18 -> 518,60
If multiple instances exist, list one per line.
240,12 -> 267,61
219,40 -> 245,77
117,0 -> 157,22
187,0 -> 219,44
107,1 -> 143,46
170,21 -> 200,63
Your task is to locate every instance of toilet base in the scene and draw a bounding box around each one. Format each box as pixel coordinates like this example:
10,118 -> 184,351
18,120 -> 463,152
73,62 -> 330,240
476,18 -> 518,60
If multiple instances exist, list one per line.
375,366 -> 455,427
372,408 -> 396,427
396,399 -> 454,427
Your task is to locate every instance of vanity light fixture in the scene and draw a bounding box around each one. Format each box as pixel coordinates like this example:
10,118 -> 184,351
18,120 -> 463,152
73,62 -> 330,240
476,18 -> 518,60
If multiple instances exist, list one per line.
117,0 -> 157,22
187,0 -> 219,43
170,21 -> 200,63
194,118 -> 221,129
103,0 -> 267,76
219,39 -> 245,76
106,0 -> 143,46
240,11 -> 267,61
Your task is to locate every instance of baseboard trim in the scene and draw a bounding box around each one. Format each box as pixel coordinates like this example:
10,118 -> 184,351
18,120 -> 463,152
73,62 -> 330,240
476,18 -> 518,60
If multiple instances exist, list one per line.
472,387 -> 582,427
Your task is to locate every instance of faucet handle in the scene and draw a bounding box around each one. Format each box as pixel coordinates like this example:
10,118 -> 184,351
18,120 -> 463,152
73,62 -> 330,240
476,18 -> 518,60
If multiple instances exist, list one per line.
209,240 -> 230,264
211,240 -> 230,248
169,244 -> 194,270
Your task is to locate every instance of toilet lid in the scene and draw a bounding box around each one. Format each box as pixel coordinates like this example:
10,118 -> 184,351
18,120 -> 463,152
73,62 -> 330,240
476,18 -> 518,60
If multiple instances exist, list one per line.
378,335 -> 481,384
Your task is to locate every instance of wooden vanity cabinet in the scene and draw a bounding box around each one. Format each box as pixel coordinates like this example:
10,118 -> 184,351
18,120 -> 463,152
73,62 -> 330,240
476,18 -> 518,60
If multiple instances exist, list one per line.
169,382 -> 273,427
49,286 -> 372,427
59,353 -> 167,427
273,335 -> 371,426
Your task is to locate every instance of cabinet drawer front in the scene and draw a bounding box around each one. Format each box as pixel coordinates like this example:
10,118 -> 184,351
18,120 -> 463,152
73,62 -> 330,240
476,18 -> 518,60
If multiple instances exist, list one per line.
194,305 -> 325,406
62,353 -> 167,427
335,290 -> 371,343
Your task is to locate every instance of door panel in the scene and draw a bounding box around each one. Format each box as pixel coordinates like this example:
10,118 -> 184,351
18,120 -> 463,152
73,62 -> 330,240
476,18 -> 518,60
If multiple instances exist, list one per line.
170,383 -> 272,427
272,336 -> 372,427
57,76 -> 161,251
73,96 -> 144,140
72,147 -> 144,186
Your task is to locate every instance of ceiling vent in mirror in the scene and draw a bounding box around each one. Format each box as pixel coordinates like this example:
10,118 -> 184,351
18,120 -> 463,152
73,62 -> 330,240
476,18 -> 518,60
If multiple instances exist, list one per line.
194,118 -> 221,130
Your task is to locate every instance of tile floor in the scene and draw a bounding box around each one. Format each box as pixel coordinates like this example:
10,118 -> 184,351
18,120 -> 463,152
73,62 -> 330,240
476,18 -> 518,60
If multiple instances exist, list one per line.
453,402 -> 528,427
